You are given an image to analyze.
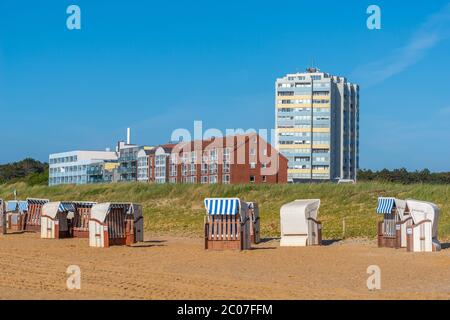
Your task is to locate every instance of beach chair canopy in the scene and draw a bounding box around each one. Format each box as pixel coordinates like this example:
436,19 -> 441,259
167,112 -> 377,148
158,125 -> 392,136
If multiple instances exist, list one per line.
394,199 -> 409,220
406,199 -> 440,238
42,202 -> 76,219
90,203 -> 140,223
204,198 -> 241,215
376,197 -> 396,214
280,199 -> 320,236
72,201 -> 97,208
26,198 -> 50,205
6,200 -> 28,213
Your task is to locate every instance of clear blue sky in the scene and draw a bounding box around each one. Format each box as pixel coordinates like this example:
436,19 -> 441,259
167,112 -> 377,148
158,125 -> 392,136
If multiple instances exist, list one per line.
1,0 -> 449,171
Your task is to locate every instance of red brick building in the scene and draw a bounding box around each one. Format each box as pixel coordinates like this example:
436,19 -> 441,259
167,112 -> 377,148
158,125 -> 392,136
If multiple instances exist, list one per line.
146,134 -> 287,184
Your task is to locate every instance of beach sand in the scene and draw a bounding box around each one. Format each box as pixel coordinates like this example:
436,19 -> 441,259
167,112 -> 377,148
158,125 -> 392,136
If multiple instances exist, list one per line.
0,232 -> 448,299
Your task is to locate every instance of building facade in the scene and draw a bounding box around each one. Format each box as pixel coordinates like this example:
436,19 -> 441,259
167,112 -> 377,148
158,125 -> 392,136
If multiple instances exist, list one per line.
48,151 -> 118,186
275,68 -> 359,183
117,141 -> 140,182
146,134 -> 287,184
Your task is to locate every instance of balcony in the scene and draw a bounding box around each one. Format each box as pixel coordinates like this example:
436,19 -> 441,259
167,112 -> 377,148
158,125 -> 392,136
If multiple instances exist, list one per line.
119,155 -> 137,162
117,166 -> 136,174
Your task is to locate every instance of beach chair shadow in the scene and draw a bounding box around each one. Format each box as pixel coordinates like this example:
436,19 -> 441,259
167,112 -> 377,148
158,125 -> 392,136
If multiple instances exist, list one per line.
250,246 -> 277,251
3,231 -> 26,235
141,240 -> 167,244
321,239 -> 342,246
441,242 -> 450,250
258,237 -> 280,244
130,243 -> 166,248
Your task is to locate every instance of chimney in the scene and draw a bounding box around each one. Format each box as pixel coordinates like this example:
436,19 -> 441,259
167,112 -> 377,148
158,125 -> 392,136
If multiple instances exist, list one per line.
127,127 -> 131,145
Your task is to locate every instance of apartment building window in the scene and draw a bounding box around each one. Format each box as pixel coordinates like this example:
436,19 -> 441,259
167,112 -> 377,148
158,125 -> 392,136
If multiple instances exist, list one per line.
312,165 -> 329,170
170,164 -> 177,177
209,163 -> 217,174
201,176 -> 208,184
292,164 -> 308,169
250,148 -> 256,156
250,162 -> 256,169
223,148 -> 231,162
209,149 -> 217,162
278,91 -> 294,96
202,151 -> 208,163
250,175 -> 255,183
182,164 -> 188,176
313,99 -> 330,104
262,175 -> 267,183
294,156 -> 310,162
209,175 -> 218,184
190,151 -> 196,163
278,83 -> 294,88
313,141 -> 329,145
170,153 -> 178,164
201,163 -> 208,175
313,91 -> 330,96
190,163 -> 196,175
223,163 -> 230,173
222,174 -> 230,184
181,152 -> 189,164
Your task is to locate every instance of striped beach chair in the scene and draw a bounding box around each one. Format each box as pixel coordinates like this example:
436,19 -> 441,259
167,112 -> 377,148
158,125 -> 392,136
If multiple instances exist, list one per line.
376,197 -> 413,248
24,198 -> 49,232
41,202 -> 76,239
204,198 -> 251,250
89,203 -> 144,248
72,201 -> 97,238
5,200 -> 28,231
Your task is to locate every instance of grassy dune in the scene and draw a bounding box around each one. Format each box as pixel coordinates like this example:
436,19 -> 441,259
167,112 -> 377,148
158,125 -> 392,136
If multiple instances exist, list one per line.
0,182 -> 449,240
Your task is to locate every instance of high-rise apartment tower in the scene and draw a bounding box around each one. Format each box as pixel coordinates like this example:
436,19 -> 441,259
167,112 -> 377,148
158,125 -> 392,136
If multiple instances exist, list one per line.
275,68 -> 359,183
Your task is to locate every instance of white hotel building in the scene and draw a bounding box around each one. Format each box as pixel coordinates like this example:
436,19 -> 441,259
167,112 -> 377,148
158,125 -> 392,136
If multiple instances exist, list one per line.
48,150 -> 118,186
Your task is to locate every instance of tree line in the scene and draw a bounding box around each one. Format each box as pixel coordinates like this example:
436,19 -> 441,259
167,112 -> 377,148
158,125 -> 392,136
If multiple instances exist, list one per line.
358,168 -> 450,184
0,158 -> 48,186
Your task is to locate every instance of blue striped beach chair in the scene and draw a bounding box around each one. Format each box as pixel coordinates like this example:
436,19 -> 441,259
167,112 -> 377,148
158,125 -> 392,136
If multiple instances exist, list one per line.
204,198 -> 251,250
376,197 -> 412,248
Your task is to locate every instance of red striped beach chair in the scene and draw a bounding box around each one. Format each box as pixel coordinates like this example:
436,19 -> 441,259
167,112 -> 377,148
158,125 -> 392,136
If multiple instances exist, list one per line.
24,198 -> 49,232
72,201 -> 97,238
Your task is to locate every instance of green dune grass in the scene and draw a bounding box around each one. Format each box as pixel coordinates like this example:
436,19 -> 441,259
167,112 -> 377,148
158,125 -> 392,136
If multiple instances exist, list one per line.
1,182 -> 449,240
